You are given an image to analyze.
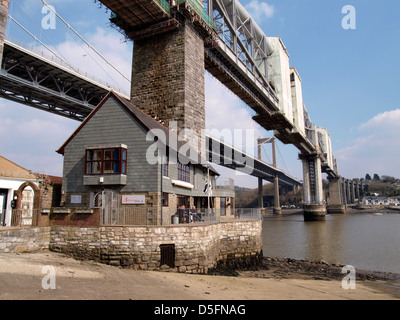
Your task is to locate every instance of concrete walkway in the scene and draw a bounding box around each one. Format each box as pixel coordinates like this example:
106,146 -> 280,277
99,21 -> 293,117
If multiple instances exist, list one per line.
0,251 -> 399,300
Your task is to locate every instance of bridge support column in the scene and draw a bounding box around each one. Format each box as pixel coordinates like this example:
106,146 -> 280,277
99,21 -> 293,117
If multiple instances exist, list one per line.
327,176 -> 346,214
300,154 -> 326,221
341,179 -> 347,207
130,21 -> 205,146
273,174 -> 282,215
0,0 -> 9,65
258,178 -> 264,213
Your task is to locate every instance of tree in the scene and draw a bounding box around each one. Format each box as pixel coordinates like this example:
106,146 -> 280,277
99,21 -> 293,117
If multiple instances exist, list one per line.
382,175 -> 396,183
373,174 -> 381,181
365,174 -> 372,181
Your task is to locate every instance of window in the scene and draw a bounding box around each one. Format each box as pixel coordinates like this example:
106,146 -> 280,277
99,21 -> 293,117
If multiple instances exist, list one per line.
162,192 -> 169,207
162,154 -> 169,177
177,162 -> 190,183
177,195 -> 190,208
85,147 -> 127,175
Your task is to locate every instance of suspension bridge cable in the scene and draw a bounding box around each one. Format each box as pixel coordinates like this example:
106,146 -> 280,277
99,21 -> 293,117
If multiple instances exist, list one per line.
40,0 -> 130,83
7,15 -> 80,73
276,142 -> 291,176
9,0 -> 76,71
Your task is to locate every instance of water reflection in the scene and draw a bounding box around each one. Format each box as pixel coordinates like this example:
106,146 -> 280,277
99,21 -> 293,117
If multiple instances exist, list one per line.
262,213 -> 400,273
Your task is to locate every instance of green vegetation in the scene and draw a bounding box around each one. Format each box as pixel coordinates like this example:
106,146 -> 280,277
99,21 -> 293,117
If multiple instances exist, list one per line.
362,174 -> 400,197
235,184 -> 302,208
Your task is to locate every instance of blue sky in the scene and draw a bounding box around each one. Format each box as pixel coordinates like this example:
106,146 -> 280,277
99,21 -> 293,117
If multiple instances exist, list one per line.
1,0 -> 400,187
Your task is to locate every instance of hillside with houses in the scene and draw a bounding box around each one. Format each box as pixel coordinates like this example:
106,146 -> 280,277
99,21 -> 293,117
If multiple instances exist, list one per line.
235,174 -> 400,209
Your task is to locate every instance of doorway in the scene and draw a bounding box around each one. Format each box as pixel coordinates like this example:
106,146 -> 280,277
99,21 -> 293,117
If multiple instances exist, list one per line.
99,190 -> 119,225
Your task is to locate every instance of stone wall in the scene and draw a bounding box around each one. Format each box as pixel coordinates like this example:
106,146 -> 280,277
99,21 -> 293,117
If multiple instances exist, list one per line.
0,219 -> 262,274
131,21 -> 205,141
0,227 -> 50,253
49,220 -> 262,274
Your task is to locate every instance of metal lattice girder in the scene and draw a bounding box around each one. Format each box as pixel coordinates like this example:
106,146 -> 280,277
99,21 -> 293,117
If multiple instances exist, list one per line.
206,134 -> 301,187
0,40 -> 125,121
205,0 -> 273,81
204,0 -> 279,116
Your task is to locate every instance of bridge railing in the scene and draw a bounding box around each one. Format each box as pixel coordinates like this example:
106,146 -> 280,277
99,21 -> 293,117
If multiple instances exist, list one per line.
176,0 -> 216,30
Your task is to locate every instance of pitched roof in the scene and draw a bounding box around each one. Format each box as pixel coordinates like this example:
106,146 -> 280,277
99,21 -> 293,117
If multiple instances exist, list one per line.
0,155 -> 38,180
56,91 -> 219,175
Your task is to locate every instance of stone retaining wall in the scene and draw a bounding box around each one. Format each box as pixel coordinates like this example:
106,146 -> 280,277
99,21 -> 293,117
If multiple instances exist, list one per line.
49,220 -> 262,273
0,227 -> 50,253
0,220 -> 262,274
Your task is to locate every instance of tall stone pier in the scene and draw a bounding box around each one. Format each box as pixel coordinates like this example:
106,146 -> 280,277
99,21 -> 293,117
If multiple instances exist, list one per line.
327,176 -> 346,214
300,153 -> 326,221
131,21 -> 205,143
0,0 -> 9,65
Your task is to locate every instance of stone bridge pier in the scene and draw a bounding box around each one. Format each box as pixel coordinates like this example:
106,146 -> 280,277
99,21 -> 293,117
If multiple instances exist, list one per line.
327,176 -> 346,214
0,0 -> 9,65
299,153 -> 326,221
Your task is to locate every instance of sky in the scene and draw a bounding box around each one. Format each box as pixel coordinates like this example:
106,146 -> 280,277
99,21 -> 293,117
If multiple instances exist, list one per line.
1,0 -> 400,188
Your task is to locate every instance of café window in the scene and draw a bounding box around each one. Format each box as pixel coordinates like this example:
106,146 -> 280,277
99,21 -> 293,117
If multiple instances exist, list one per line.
177,162 -> 190,183
85,146 -> 127,175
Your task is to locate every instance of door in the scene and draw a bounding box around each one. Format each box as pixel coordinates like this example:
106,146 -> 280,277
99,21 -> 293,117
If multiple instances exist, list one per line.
101,190 -> 119,225
0,189 -> 8,226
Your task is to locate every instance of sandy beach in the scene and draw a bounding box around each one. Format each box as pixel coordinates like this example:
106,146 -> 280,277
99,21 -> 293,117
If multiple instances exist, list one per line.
0,250 -> 399,300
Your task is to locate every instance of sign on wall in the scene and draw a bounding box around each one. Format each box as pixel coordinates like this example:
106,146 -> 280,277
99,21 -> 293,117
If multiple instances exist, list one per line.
70,195 -> 82,204
121,195 -> 145,205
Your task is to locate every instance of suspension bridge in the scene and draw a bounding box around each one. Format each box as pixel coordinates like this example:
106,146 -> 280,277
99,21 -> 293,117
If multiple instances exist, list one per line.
0,0 -> 362,220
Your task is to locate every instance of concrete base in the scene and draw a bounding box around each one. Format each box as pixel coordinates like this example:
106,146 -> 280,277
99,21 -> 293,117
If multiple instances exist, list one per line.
327,204 -> 346,214
273,207 -> 282,215
303,204 -> 326,221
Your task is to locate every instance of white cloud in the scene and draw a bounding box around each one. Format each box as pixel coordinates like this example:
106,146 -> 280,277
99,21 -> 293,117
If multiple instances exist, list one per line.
335,109 -> 400,179
48,27 -> 132,94
245,0 -> 275,23
0,99 -> 78,176
359,109 -> 400,133
205,73 -> 265,153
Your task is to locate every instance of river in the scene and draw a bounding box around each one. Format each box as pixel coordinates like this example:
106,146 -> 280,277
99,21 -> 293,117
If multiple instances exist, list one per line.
262,212 -> 400,274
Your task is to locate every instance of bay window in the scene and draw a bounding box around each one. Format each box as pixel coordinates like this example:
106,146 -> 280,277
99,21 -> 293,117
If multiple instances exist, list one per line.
85,146 -> 127,175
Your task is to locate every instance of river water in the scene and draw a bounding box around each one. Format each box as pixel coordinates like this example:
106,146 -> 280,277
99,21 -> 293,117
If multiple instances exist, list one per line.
262,212 -> 400,274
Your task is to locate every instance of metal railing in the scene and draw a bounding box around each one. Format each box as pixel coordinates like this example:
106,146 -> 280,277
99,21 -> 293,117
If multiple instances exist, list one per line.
101,207 -> 261,226
170,207 -> 261,225
176,0 -> 216,30
156,0 -> 171,13
102,207 -> 158,226
10,209 -> 38,227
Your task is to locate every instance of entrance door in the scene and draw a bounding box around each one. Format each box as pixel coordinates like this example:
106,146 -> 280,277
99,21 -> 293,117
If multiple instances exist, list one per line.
0,189 -> 8,226
101,190 -> 119,225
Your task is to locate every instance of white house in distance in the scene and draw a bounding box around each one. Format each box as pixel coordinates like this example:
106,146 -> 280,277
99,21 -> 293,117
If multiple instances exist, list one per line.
0,156 -> 62,226
0,156 -> 39,226
362,196 -> 389,206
